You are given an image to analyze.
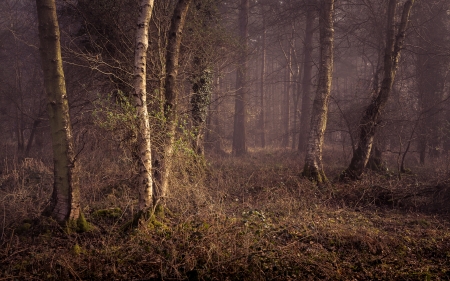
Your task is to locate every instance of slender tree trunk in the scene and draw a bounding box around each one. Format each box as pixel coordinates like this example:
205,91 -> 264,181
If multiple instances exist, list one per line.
154,0 -> 192,206
302,0 -> 334,183
206,74 -> 223,153
36,0 -> 81,223
292,65 -> 301,150
298,5 -> 315,152
133,0 -> 154,214
259,12 -> 266,148
282,39 -> 292,147
191,64 -> 213,156
24,117 -> 43,157
232,0 -> 249,156
342,0 -> 415,179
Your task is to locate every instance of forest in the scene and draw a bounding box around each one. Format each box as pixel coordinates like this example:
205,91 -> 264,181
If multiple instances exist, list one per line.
1,0 -> 450,280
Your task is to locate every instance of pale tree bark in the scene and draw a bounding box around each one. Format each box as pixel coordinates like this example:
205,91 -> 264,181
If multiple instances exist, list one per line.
342,0 -> 415,180
36,0 -> 81,223
232,0 -> 249,156
133,0 -> 154,214
298,4 -> 315,152
302,0 -> 334,183
153,0 -> 192,207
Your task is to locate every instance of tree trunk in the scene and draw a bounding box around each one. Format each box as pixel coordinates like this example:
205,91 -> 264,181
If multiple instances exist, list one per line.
281,38 -> 292,148
302,0 -> 334,183
259,10 -> 266,149
232,0 -> 249,156
36,0 -> 81,224
154,0 -> 192,206
298,5 -> 315,153
191,63 -> 213,156
343,0 -> 414,179
133,0 -> 155,214
205,74 -> 223,153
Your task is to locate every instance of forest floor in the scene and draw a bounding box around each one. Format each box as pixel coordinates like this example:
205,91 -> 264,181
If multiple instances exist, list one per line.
1,148 -> 450,280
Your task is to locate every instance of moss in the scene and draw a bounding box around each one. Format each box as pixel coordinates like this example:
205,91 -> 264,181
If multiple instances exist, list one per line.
66,212 -> 91,233
92,207 -> 122,219
302,165 -> 328,184
77,212 -> 91,232
121,209 -> 151,232
154,204 -> 165,219
72,243 -> 82,255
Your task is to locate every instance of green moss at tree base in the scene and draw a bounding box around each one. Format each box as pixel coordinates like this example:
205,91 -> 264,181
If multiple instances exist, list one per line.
66,212 -> 91,233
302,165 -> 328,184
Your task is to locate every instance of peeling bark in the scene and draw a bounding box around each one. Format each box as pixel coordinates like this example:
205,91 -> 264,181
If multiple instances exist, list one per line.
133,0 -> 155,212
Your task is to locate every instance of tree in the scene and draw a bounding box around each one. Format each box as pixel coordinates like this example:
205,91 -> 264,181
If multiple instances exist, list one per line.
133,0 -> 155,216
191,64 -> 213,156
259,3 -> 267,148
302,0 -> 334,183
35,0 -> 82,225
298,2 -> 315,152
414,1 -> 450,164
153,0 -> 192,206
232,0 -> 249,156
342,0 -> 415,180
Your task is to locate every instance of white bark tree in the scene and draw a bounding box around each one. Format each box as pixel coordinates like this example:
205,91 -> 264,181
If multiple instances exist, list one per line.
132,0 -> 155,216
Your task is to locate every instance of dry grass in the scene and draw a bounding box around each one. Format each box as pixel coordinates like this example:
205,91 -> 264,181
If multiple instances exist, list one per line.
1,148 -> 450,280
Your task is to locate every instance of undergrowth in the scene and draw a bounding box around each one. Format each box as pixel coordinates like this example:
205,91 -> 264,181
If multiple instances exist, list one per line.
1,149 -> 450,280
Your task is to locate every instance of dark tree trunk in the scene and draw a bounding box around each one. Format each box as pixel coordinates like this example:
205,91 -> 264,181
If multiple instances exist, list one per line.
259,11 -> 266,148
191,61 -> 213,156
342,0 -> 415,180
36,0 -> 81,224
153,0 -> 192,206
298,5 -> 315,153
232,0 -> 249,156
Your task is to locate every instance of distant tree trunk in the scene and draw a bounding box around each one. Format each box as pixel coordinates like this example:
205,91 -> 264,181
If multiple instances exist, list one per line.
259,11 -> 266,148
154,0 -> 192,206
191,60 -> 213,156
298,5 -> 315,153
342,0 -> 414,179
281,39 -> 292,148
36,0 -> 81,224
206,74 -> 223,153
302,0 -> 334,183
232,0 -> 249,156
133,0 -> 154,215
415,0 -> 449,164
291,70 -> 300,150
367,51 -> 387,172
24,117 -> 43,157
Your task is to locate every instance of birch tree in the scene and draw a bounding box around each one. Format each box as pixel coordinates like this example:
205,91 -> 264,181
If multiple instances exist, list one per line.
35,0 -> 82,225
342,0 -> 415,180
133,0 -> 154,217
302,0 -> 334,183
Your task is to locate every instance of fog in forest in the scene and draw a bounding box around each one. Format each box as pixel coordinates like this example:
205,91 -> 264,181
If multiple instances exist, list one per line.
1,0 -> 450,280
